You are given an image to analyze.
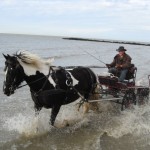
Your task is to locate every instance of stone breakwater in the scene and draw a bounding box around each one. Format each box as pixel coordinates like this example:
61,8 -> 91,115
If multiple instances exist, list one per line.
63,37 -> 150,46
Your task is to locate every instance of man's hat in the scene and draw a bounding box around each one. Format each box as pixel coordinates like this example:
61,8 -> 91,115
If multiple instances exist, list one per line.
116,46 -> 126,52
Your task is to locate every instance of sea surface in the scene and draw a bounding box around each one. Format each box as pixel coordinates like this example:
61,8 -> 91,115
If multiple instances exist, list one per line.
0,33 -> 150,150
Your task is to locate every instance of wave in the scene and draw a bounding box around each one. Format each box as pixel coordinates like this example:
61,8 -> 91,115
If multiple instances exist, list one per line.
2,99 -> 150,150
2,100 -> 150,136
43,53 -> 85,60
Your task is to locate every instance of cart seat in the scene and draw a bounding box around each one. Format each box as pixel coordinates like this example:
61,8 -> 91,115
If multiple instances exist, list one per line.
124,64 -> 137,82
98,64 -> 137,87
113,64 -> 137,84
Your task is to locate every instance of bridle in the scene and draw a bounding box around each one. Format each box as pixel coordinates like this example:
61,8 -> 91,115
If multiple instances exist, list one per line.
3,65 -> 16,94
4,63 -> 53,95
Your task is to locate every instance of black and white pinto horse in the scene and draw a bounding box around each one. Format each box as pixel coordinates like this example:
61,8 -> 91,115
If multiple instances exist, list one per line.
3,51 -> 99,126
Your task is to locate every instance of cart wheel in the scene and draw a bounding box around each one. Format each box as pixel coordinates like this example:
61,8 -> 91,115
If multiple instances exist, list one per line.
137,88 -> 149,105
121,89 -> 136,110
97,84 -> 103,98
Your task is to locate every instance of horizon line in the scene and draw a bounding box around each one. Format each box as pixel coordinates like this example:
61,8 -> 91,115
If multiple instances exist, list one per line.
0,32 -> 149,45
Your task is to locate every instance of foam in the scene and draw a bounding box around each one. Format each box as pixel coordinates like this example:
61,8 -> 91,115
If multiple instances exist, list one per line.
3,113 -> 51,137
104,104 -> 150,138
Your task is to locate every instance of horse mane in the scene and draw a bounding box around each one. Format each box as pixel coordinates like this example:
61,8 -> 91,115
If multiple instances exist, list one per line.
15,50 -> 54,69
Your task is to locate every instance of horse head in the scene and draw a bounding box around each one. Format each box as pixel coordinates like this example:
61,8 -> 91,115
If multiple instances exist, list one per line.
3,51 -> 55,96
3,54 -> 24,96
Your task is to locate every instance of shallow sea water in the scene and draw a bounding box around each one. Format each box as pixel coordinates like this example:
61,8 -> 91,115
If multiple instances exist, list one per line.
0,33 -> 150,150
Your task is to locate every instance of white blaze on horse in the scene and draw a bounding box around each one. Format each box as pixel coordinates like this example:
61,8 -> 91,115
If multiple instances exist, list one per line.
3,51 -> 99,126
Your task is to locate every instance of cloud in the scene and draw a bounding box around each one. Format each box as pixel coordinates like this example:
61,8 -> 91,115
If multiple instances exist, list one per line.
0,0 -> 113,15
2,0 -> 16,5
0,0 -> 150,42
129,0 -> 148,6
0,0 -> 150,16
0,1 -> 148,22
66,27 -> 113,34
141,26 -> 150,31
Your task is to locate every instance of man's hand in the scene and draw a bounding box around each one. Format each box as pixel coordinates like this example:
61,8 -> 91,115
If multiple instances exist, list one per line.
115,64 -> 122,69
106,64 -> 111,68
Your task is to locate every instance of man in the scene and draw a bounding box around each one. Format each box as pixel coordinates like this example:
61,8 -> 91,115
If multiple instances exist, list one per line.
106,46 -> 132,82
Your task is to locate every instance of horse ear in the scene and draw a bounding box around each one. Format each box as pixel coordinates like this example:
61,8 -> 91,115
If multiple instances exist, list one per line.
3,54 -> 8,60
7,54 -> 13,59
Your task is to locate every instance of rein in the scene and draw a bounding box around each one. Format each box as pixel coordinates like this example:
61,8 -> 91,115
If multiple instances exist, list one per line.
36,66 -> 52,93
17,66 -> 93,106
17,76 -> 45,89
17,66 -> 52,90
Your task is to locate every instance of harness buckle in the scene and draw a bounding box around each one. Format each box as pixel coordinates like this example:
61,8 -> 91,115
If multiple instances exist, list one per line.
66,79 -> 72,86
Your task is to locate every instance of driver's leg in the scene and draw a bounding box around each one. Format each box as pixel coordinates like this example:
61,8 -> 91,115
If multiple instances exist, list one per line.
108,67 -> 117,76
119,69 -> 128,82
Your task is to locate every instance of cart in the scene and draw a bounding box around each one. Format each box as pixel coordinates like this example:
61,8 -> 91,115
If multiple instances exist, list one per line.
97,65 -> 150,110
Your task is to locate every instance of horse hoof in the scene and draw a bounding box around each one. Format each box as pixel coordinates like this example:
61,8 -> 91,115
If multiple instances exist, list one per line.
66,123 -> 69,127
62,120 -> 70,127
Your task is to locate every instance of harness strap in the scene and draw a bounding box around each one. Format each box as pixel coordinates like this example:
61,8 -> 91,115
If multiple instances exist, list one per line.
17,66 -> 52,91
57,68 -> 87,103
74,68 -> 97,109
72,86 -> 88,102
51,67 -> 60,89
65,71 -> 73,87
35,66 -> 53,94
17,76 -> 46,89
64,67 -> 97,103
86,68 -> 97,94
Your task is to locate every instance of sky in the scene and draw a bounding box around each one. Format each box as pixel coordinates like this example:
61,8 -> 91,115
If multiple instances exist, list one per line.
0,0 -> 150,42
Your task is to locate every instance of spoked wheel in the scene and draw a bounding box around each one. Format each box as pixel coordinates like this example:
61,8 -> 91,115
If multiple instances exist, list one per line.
107,87 -> 119,98
121,89 -> 136,110
137,88 -> 149,105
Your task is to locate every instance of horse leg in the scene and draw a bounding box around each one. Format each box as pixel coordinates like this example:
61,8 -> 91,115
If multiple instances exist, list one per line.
83,85 -> 100,114
34,106 -> 42,132
82,102 -> 90,114
87,93 -> 99,113
34,105 -> 42,116
50,105 -> 61,126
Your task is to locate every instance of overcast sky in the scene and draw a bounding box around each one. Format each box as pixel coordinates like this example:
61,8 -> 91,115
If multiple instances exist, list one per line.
0,0 -> 150,42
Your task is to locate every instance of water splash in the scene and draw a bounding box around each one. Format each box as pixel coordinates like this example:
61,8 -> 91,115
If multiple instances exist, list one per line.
2,103 -> 91,137
3,113 -> 51,137
103,103 -> 150,138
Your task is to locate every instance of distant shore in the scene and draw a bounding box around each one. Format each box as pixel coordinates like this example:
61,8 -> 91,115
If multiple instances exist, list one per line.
63,37 -> 150,46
